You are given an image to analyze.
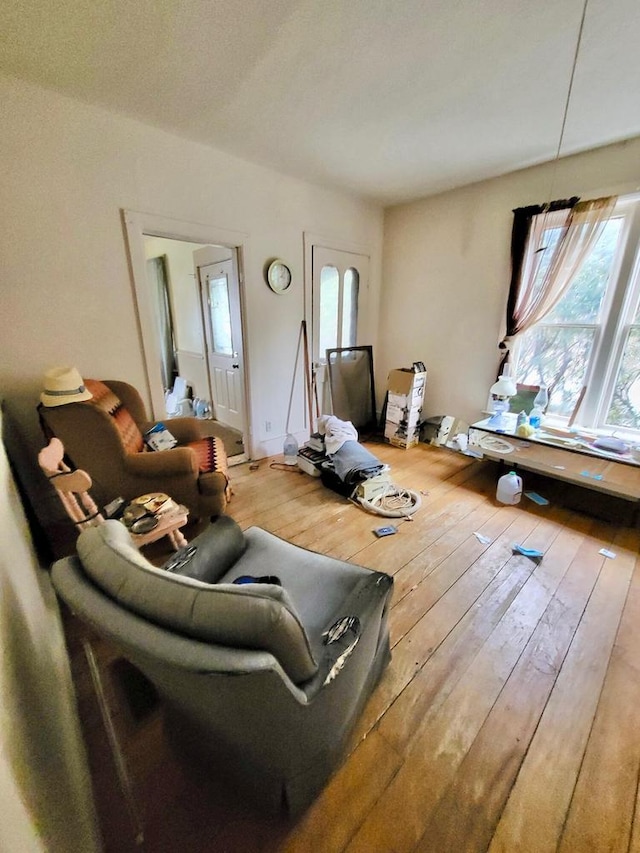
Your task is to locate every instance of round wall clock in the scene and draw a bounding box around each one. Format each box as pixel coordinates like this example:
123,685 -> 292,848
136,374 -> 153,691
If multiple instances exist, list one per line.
266,259 -> 292,293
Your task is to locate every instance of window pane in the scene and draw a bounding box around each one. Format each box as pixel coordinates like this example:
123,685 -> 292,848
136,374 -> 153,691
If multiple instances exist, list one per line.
605,327 -> 640,429
544,218 -> 623,324
517,326 -> 596,418
341,268 -> 359,347
208,275 -> 233,355
319,265 -> 339,359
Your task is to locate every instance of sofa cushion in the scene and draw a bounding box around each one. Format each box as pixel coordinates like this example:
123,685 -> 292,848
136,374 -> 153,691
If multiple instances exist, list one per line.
76,521 -> 318,684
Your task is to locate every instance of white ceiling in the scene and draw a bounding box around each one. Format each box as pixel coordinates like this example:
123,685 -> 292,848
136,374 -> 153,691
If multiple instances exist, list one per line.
1,0 -> 639,204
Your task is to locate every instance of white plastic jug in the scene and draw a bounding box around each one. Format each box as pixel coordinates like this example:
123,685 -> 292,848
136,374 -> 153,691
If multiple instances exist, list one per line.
283,433 -> 299,465
496,471 -> 522,505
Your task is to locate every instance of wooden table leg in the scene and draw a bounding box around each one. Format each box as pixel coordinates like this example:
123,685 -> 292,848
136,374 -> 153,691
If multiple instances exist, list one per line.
168,527 -> 188,550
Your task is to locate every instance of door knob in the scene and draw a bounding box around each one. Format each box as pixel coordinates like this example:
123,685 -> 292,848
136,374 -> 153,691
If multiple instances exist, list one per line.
232,364 -> 240,369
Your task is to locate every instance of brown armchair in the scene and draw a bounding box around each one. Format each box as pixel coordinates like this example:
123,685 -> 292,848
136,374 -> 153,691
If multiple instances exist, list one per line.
39,379 -> 231,520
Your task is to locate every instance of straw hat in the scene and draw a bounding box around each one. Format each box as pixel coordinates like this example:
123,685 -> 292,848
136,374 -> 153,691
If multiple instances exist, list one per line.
40,366 -> 93,407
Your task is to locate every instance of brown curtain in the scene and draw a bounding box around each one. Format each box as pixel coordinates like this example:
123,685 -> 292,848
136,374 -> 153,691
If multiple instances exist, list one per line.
500,196 -> 617,371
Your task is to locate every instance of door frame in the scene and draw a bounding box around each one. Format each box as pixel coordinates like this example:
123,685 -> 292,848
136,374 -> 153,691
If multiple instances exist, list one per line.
122,210 -> 252,455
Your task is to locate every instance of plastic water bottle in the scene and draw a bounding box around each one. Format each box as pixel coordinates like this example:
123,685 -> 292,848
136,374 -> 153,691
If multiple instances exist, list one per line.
529,408 -> 542,430
283,433 -> 299,465
529,385 -> 548,430
496,471 -> 522,505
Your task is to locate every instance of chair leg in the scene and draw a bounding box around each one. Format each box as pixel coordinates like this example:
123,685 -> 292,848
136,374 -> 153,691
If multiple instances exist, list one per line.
168,528 -> 188,550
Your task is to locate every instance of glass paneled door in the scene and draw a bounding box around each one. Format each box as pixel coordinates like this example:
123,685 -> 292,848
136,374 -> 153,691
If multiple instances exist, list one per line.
199,260 -> 245,432
311,245 -> 369,413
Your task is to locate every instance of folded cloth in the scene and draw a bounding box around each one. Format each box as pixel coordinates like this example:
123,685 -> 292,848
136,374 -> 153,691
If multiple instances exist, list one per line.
331,440 -> 384,484
317,415 -> 358,455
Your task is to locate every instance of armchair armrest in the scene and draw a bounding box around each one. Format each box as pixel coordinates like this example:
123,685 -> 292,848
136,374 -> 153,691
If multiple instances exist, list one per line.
125,446 -> 198,477
303,571 -> 392,700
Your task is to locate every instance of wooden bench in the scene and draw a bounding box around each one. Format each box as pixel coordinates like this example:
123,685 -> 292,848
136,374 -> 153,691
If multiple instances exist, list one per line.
469,419 -> 640,504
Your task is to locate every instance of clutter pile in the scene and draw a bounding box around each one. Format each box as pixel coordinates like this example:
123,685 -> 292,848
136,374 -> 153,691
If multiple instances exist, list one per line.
296,415 -> 422,519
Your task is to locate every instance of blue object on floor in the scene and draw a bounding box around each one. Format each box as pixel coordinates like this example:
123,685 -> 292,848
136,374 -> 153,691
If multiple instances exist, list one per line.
524,491 -> 549,506
512,543 -> 544,560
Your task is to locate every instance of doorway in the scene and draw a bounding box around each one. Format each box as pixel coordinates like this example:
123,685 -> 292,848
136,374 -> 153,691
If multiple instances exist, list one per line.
123,211 -> 250,463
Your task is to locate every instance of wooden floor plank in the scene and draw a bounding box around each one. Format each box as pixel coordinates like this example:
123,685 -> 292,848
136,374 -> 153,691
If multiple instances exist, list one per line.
488,523 -> 633,853
389,503 -> 521,644
351,465 -> 492,575
412,514 -> 601,853
345,511 -> 594,853
353,508 -> 542,739
278,731 -> 402,853
361,539 -> 532,749
558,528 -> 640,853
374,510 -> 578,754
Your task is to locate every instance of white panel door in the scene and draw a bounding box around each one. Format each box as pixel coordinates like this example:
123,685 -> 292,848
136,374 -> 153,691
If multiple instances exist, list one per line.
199,260 -> 244,430
311,245 -> 369,410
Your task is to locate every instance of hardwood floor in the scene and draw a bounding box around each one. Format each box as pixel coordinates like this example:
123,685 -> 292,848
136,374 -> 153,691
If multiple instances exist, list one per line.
71,441 -> 640,852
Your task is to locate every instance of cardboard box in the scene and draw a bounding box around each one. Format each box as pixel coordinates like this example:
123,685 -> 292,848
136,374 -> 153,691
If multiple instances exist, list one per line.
388,369 -> 427,402
384,420 -> 420,448
389,388 -> 424,409
386,403 -> 422,428
388,433 -> 420,449
421,416 -> 468,447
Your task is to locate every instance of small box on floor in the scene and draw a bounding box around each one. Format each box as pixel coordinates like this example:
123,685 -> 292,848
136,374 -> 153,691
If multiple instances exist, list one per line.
297,445 -> 328,477
420,416 -> 453,446
306,433 -> 325,452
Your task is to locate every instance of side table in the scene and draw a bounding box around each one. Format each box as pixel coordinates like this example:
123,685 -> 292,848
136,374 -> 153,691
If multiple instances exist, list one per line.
129,505 -> 189,551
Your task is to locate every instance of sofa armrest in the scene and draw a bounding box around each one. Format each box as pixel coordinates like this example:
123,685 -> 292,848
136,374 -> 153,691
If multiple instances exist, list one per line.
164,516 -> 247,583
303,571 -> 392,700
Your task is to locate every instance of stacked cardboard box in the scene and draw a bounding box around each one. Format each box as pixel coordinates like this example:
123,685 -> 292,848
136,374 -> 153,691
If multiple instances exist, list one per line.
384,368 -> 427,448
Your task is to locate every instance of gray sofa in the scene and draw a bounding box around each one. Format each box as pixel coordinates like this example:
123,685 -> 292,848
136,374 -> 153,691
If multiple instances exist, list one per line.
51,518 -> 392,816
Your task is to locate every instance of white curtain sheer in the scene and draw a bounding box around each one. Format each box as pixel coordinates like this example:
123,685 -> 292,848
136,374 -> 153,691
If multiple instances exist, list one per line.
503,196 -> 617,355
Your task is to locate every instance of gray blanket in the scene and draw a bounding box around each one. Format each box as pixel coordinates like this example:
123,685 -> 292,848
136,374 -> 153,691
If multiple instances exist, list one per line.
330,440 -> 384,484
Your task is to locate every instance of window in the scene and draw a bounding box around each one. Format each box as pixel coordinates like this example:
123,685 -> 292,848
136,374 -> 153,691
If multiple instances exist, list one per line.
514,195 -> 640,436
317,264 -> 360,357
207,272 -> 233,356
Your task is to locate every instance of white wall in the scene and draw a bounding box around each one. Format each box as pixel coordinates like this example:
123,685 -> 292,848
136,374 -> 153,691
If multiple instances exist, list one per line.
380,137 -> 640,425
0,409 -> 100,852
0,74 -> 383,466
